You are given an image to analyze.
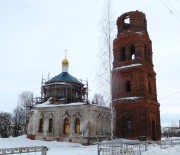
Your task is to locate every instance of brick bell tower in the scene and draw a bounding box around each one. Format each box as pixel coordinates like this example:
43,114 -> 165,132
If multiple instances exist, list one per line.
112,11 -> 161,140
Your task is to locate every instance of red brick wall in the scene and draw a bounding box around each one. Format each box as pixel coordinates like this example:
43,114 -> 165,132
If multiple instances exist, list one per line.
112,11 -> 161,140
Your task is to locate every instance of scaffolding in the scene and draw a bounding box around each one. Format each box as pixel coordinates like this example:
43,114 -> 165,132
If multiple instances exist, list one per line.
33,75 -> 89,105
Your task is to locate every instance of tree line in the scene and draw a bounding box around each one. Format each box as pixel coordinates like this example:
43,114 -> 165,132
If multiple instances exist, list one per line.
0,90 -> 107,138
0,91 -> 33,138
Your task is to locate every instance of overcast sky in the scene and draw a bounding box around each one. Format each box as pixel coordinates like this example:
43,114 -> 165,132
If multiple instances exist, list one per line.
0,0 -> 180,126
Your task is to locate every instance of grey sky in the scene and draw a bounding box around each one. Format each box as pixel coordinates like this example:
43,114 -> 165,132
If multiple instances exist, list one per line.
0,0 -> 180,126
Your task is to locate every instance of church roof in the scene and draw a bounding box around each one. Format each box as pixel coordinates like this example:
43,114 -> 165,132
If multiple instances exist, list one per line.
45,72 -> 83,85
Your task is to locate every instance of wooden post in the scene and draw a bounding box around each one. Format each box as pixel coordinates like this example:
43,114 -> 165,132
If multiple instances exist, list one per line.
41,147 -> 48,155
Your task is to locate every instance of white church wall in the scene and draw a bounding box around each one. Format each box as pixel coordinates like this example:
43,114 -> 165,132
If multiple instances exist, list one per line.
27,104 -> 111,144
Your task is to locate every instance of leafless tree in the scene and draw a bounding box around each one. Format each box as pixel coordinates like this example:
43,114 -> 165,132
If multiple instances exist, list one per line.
96,0 -> 116,140
12,91 -> 33,136
97,0 -> 115,105
91,93 -> 106,106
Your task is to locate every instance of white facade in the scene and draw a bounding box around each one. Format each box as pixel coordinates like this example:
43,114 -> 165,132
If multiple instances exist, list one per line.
27,102 -> 112,144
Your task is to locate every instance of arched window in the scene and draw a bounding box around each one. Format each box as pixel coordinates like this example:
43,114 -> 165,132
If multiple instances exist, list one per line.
123,15 -> 130,29
39,118 -> 44,132
48,118 -> 53,133
64,118 -> 70,134
148,81 -> 152,93
127,119 -> 133,133
125,81 -> 131,92
75,118 -> 80,134
130,45 -> 135,60
122,117 -> 133,134
144,45 -> 148,61
152,120 -> 156,140
120,47 -> 126,61
124,16 -> 130,24
148,50 -> 151,63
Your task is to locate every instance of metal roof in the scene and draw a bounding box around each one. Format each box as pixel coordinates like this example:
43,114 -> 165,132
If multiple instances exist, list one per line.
45,72 -> 83,85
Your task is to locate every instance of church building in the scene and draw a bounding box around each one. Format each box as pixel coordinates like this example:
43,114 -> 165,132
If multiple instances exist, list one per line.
27,56 -> 111,144
27,10 -> 161,144
112,10 -> 161,140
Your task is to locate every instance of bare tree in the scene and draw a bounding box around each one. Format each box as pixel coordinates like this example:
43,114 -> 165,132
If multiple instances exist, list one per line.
18,91 -> 33,109
96,0 -> 116,140
92,93 -> 106,106
12,91 -> 33,136
97,0 -> 115,105
12,105 -> 26,136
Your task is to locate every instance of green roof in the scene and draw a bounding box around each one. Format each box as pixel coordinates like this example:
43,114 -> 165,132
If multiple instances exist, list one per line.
45,72 -> 83,85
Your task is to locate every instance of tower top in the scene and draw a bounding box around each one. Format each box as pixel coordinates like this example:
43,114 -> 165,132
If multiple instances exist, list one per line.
116,10 -> 147,35
62,50 -> 69,72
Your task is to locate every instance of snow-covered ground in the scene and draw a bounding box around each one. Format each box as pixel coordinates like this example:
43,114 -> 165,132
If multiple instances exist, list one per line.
0,136 -> 180,155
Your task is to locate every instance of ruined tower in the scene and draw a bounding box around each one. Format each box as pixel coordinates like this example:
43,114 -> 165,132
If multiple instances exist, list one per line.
112,11 -> 161,140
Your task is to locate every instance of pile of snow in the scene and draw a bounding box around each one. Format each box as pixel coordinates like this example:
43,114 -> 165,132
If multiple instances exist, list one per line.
1,136 -> 180,155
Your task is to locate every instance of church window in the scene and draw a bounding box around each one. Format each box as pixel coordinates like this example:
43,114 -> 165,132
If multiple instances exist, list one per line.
48,118 -> 53,133
130,45 -> 135,60
75,118 -> 80,134
120,47 -> 126,61
124,16 -> 130,24
127,119 -> 133,133
123,15 -> 130,29
64,117 -> 70,134
148,50 -> 151,63
122,117 -> 133,134
75,92 -> 78,98
148,81 -> 152,93
144,45 -> 148,61
38,118 -> 44,132
125,81 -> 131,92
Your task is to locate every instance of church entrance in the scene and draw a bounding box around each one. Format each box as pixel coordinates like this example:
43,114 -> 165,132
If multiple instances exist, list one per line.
151,120 -> 156,140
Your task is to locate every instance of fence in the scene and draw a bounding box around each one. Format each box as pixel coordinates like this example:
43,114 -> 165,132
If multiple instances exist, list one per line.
97,138 -> 180,155
0,146 -> 48,155
97,140 -> 148,155
159,138 -> 180,149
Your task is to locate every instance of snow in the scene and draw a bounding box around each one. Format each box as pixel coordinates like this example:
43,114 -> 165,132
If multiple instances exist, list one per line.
45,82 -> 71,86
1,136 -> 180,155
136,31 -> 143,34
112,63 -> 142,71
0,135 -> 96,155
113,96 -> 140,102
34,102 -> 87,108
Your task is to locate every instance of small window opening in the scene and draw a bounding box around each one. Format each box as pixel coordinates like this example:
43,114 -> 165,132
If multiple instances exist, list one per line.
124,16 -> 130,24
120,47 -> 126,61
64,118 -> 70,134
75,92 -> 78,98
148,50 -> 151,63
75,118 -> 80,134
122,117 -> 133,134
144,45 -> 148,61
125,81 -> 131,92
39,118 -> 44,132
130,45 -> 135,60
48,118 -> 53,133
148,82 -> 152,93
127,120 -> 132,132
123,16 -> 130,29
